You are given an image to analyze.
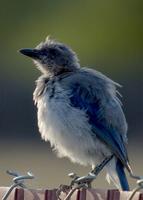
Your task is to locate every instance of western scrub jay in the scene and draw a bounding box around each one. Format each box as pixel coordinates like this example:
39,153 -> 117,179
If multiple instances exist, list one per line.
19,37 -> 134,191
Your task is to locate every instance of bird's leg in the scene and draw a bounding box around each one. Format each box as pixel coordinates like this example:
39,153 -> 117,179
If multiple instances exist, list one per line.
90,154 -> 114,175
128,167 -> 143,180
123,162 -> 143,180
68,154 -> 114,188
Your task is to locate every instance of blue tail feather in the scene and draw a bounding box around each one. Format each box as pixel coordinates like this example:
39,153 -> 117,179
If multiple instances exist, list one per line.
116,159 -> 129,191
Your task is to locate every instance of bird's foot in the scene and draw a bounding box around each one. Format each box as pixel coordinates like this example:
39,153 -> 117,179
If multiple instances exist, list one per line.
56,173 -> 96,199
68,172 -> 96,188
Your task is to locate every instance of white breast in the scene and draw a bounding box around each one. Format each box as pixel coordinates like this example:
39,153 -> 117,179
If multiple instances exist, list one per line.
36,82 -> 111,166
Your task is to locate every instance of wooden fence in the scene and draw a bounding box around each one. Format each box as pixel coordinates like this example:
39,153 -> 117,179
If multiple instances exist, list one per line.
0,187 -> 143,200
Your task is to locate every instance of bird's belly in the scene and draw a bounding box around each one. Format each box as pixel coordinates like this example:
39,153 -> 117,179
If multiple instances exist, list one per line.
37,93 -> 111,166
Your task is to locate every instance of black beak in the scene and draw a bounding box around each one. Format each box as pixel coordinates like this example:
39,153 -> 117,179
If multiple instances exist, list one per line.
19,48 -> 40,59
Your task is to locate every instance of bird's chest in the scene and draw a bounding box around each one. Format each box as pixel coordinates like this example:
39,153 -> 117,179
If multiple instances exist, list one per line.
34,80 -> 111,165
35,82 -> 100,163
36,82 -> 88,141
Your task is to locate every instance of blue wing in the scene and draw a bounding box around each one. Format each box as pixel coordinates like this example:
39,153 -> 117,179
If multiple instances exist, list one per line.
69,81 -> 128,166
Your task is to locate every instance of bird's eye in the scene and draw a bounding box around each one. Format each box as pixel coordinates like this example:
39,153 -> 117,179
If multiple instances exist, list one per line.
40,49 -> 48,56
48,48 -> 58,57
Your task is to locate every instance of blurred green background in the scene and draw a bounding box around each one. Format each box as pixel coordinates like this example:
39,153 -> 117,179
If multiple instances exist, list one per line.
0,0 -> 143,190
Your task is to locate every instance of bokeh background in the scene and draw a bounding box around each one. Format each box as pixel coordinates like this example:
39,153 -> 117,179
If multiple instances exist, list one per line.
0,0 -> 143,190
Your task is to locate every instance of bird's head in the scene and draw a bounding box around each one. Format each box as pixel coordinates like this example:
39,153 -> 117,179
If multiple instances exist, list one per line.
19,37 -> 80,75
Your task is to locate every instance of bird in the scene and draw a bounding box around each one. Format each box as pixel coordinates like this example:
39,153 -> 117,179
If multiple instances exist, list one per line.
19,37 -> 132,191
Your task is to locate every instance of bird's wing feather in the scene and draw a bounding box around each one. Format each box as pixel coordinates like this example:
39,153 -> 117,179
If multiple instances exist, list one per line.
62,69 -> 128,166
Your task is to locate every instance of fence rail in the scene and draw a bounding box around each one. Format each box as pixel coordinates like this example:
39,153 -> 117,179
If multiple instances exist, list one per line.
1,170 -> 143,199
0,187 -> 143,200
